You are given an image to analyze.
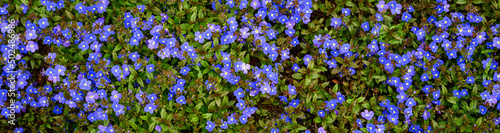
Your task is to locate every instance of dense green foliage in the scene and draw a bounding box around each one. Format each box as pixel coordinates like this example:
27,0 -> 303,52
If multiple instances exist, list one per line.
1,0 -> 500,132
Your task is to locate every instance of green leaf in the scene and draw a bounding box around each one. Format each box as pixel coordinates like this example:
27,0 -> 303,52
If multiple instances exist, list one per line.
140,116 -> 148,121
191,116 -> 199,122
190,11 -> 197,22
292,73 -> 303,80
356,97 -> 366,103
446,97 -> 459,104
457,0 -> 467,4
202,113 -> 212,119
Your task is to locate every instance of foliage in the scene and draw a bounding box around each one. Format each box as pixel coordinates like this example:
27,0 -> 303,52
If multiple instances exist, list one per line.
1,0 -> 500,132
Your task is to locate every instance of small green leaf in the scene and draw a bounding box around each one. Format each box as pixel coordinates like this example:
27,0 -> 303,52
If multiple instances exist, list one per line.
202,113 -> 212,119
292,73 -> 303,80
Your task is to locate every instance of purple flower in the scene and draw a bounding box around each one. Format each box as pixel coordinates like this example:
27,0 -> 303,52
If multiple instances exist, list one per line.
26,41 -> 39,52
260,83 -> 271,94
85,91 -> 99,104
250,0 -> 260,9
55,65 -> 66,76
194,31 -> 204,43
155,125 -> 161,133
361,109 -> 374,120
422,110 -> 431,120
110,90 -> 121,103
25,29 -> 37,40
147,39 -> 158,49
493,37 -> 500,49
377,0 -> 387,12
240,27 -> 250,38
303,54 -> 312,66
318,127 -> 327,133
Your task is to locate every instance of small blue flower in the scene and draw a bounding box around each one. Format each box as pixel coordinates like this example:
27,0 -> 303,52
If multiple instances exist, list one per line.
479,105 -> 487,115
361,21 -> 370,31
176,95 -> 186,105
402,12 -> 412,22
330,17 -> 342,28
180,67 -> 190,76
146,64 -> 155,73
405,98 -> 416,107
342,8 -> 351,16
466,76 -> 474,84
318,110 -> 325,118
38,18 -> 49,29
205,121 -> 215,132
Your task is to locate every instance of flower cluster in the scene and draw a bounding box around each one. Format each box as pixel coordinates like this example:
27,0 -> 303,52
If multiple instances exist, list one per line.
2,0 -> 500,133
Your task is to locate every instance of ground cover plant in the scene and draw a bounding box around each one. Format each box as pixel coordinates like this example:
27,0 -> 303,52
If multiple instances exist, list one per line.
1,0 -> 500,132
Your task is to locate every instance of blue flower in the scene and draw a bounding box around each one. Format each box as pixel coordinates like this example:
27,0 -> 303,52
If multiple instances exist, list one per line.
303,54 -> 312,66
239,0 -> 248,9
239,114 -> 248,124
361,21 -> 370,31
79,78 -> 91,90
388,114 -> 399,125
285,29 -> 295,37
52,105 -> 62,114
318,110 -> 325,118
205,121 -> 215,132
38,18 -> 49,29
402,12 -> 411,22
14,127 -> 23,133
271,128 -> 279,133
367,123 -> 376,132
368,39 -> 379,52
129,52 -> 140,62
342,8 -> 351,16
146,64 -> 155,73
339,43 -> 350,54
323,100 -> 337,111
461,89 -> 468,97
446,49 -> 457,59
234,88 -> 245,99
416,28 -> 426,40
176,95 -> 186,105
432,90 -> 440,100
479,105 -> 487,115
180,67 -> 190,76
289,99 -> 300,108
405,98 -> 416,107
330,17 -> 342,28
376,13 -> 384,21
466,76 -> 474,84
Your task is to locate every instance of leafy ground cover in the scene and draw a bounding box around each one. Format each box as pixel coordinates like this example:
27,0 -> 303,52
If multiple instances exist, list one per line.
1,0 -> 500,132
